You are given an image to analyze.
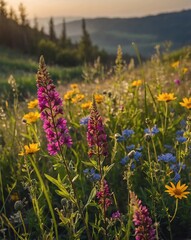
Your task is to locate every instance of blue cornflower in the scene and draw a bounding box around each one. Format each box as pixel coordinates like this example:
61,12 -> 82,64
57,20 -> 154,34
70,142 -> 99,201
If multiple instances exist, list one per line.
134,151 -> 142,161
120,156 -> 129,165
173,172 -> 181,183
180,119 -> 186,128
158,153 -> 176,163
164,144 -> 173,150
116,135 -> 125,142
83,168 -> 101,182
80,116 -> 90,125
176,130 -> 184,137
170,163 -> 186,172
122,129 -> 134,138
126,144 -> 135,151
144,125 -> 159,135
176,136 -> 187,143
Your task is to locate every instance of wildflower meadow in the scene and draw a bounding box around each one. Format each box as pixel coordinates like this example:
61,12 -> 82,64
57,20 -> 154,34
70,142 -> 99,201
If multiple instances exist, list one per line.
1,46 -> 191,240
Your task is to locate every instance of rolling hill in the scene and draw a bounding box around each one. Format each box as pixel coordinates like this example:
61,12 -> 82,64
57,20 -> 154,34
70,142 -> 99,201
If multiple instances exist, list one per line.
54,9 -> 191,57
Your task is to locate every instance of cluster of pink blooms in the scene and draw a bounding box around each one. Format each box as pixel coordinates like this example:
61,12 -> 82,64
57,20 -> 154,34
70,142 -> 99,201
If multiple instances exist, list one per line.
36,56 -> 72,155
130,191 -> 156,240
96,180 -> 112,210
87,98 -> 108,158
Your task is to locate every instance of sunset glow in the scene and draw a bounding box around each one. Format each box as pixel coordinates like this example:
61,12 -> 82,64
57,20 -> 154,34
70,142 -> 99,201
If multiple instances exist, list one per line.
5,0 -> 191,19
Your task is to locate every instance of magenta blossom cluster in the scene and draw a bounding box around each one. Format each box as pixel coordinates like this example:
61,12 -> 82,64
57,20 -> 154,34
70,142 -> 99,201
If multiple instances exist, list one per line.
96,180 -> 112,210
87,98 -> 108,157
130,191 -> 156,240
36,56 -> 72,155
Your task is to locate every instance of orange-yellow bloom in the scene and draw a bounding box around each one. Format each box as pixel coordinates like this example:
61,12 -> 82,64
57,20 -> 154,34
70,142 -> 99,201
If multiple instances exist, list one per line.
64,89 -> 80,101
157,93 -> 176,102
94,94 -> 104,104
81,101 -> 92,109
71,94 -> 85,103
171,61 -> 179,69
28,99 -> 39,109
180,97 -> 191,109
165,181 -> 190,199
22,112 -> 40,123
70,83 -> 78,89
131,79 -> 142,87
19,143 -> 40,155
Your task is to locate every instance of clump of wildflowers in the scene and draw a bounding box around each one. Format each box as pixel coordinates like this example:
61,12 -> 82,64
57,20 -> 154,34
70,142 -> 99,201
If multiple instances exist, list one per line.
130,191 -> 156,240
87,97 -> 108,157
36,56 -> 72,155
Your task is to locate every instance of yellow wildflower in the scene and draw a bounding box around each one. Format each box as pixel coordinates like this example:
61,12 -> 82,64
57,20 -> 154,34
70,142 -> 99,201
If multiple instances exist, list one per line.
180,97 -> 191,109
19,143 -> 40,155
157,93 -> 176,102
171,61 -> 179,69
22,112 -> 40,124
165,181 -> 190,199
28,99 -> 39,109
71,94 -> 85,103
94,94 -> 104,104
70,84 -> 78,89
183,67 -> 188,74
81,101 -> 92,109
64,89 -> 80,101
131,79 -> 142,87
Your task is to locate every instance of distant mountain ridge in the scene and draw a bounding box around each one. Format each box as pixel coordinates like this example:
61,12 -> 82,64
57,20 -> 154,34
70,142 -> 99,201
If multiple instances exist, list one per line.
54,9 -> 191,57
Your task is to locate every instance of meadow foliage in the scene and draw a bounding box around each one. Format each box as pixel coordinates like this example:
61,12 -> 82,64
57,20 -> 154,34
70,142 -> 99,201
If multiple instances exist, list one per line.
1,46 -> 191,239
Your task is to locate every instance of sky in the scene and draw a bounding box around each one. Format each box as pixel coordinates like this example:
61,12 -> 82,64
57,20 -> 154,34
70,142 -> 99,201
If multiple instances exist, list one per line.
5,0 -> 191,19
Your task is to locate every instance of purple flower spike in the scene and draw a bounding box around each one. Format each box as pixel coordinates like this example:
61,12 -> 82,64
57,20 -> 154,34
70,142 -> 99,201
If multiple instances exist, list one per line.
130,191 -> 156,240
36,56 -> 72,155
87,97 -> 108,157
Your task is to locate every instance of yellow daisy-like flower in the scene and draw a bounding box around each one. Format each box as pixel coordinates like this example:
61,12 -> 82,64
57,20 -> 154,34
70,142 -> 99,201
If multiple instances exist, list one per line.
180,97 -> 191,109
165,181 -> 190,199
64,89 -> 80,101
19,143 -> 40,156
22,112 -> 40,124
182,67 -> 188,74
131,79 -> 142,87
71,94 -> 85,103
171,61 -> 180,69
81,101 -> 92,109
70,83 -> 78,89
94,94 -> 104,104
157,93 -> 177,102
28,99 -> 39,109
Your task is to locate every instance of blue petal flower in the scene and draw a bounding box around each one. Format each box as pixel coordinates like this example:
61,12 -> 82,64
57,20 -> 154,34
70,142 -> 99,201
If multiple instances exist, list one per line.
158,153 -> 176,163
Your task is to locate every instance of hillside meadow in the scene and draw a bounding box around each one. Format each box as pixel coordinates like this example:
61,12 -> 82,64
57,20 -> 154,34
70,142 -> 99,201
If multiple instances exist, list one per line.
1,45 -> 191,239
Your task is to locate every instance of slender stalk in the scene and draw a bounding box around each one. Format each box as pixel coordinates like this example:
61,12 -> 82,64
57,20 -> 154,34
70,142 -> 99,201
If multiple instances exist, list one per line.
30,158 -> 59,240
170,199 -> 179,223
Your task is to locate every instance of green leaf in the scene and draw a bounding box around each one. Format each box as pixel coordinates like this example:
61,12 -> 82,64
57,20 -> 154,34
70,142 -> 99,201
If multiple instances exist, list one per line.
84,187 -> 96,209
45,174 -> 75,203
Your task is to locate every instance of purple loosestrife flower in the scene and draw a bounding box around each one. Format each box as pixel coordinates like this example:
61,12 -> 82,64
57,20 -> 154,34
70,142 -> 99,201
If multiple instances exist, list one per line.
36,56 -> 72,155
96,180 -> 112,210
87,97 -> 108,158
111,210 -> 121,220
130,191 -> 156,240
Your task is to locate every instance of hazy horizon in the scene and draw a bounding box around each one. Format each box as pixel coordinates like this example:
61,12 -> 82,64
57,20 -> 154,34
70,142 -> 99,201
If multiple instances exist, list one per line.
4,0 -> 191,19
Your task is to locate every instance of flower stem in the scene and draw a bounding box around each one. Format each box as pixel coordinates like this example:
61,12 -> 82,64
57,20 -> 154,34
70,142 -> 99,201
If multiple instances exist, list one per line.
170,199 -> 179,223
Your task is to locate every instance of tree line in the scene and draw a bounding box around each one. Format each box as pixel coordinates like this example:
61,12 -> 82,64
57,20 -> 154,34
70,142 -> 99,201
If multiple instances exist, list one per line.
0,0 -> 108,66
